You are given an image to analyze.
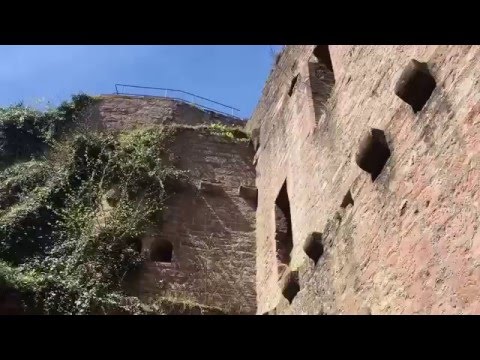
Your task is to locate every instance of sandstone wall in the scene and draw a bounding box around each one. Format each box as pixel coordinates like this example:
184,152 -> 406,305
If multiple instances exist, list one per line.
248,45 -> 480,315
128,129 -> 257,313
88,96 -> 257,314
83,95 -> 244,131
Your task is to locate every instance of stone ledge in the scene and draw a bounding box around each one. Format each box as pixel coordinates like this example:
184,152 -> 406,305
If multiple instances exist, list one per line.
238,185 -> 258,202
199,181 -> 224,195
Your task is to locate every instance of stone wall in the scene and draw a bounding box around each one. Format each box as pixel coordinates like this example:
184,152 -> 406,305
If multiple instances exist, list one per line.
87,96 -> 257,314
83,95 -> 244,131
248,45 -> 480,315
128,129 -> 257,313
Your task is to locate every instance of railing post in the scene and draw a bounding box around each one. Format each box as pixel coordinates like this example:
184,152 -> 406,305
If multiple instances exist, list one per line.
165,89 -> 168,98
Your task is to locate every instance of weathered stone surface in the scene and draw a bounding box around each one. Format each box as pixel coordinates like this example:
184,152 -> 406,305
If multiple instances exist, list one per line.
239,185 -> 258,202
250,128 -> 261,151
128,129 -> 257,314
249,45 -> 480,315
79,46 -> 480,315
82,95 -> 244,131
200,181 -> 224,195
87,97 -> 257,314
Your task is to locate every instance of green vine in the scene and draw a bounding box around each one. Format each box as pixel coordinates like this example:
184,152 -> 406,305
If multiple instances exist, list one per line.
0,96 -> 188,314
207,123 -> 249,141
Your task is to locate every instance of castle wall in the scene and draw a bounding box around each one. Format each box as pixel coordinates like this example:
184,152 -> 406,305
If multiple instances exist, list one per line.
88,96 -> 257,314
83,95 -> 244,131
131,129 -> 257,313
248,45 -> 480,314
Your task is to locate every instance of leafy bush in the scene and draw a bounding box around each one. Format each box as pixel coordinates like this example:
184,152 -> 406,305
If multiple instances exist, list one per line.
0,94 -> 94,166
0,96 -> 188,314
207,123 -> 249,141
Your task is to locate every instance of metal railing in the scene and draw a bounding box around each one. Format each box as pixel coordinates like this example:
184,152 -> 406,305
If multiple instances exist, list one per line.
114,84 -> 241,119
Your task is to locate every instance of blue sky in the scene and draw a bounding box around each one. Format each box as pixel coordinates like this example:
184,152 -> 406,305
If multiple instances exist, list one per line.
0,45 -> 282,118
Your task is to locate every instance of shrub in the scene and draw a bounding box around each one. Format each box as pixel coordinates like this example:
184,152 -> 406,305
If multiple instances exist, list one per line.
0,96 -> 188,314
0,94 -> 94,166
207,123 -> 249,141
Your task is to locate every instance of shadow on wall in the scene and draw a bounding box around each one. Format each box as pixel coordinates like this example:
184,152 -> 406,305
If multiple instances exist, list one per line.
416,85 -> 453,145
126,186 -> 256,314
198,187 -> 254,232
180,190 -> 256,313
175,103 -> 245,126
170,132 -> 256,182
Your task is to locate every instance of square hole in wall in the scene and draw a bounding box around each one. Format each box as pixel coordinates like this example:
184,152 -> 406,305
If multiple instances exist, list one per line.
355,128 -> 391,181
150,240 -> 173,263
303,232 -> 323,265
394,59 -> 436,113
282,271 -> 300,304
